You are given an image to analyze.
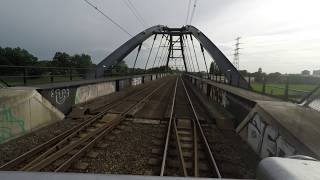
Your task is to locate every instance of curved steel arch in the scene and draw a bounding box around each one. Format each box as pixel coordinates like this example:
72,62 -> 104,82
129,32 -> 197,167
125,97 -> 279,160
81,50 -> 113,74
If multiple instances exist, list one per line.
96,25 -> 166,77
97,25 -> 249,89
185,25 -> 249,89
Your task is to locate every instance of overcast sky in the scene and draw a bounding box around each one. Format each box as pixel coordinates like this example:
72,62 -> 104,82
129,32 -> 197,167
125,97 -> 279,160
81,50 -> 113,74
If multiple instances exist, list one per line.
1,0 -> 320,73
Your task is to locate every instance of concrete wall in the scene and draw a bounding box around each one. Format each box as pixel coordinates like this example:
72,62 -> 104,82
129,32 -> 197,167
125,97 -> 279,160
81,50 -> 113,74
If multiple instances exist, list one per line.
189,75 -> 254,127
185,74 -> 320,159
131,77 -> 142,86
39,87 -> 78,114
75,82 -> 115,104
0,73 -> 168,144
38,73 -> 168,114
0,88 -> 64,143
241,111 -> 296,158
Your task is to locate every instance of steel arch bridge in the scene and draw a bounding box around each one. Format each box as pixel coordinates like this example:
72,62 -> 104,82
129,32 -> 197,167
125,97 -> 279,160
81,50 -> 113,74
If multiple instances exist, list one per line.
96,25 -> 249,89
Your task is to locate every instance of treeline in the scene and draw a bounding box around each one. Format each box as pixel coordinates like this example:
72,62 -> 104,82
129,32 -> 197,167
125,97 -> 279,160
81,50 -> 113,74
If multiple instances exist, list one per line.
0,47 -> 95,76
208,62 -> 319,85
240,68 -> 320,85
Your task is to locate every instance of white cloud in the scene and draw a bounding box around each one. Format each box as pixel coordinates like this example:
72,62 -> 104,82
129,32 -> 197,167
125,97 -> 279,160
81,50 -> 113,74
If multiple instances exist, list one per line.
0,0 -> 319,73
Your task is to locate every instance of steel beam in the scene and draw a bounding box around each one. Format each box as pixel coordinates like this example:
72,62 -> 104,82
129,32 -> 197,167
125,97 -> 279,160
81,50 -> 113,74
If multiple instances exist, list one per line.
96,25 -> 249,89
184,25 -> 249,89
96,25 -> 166,77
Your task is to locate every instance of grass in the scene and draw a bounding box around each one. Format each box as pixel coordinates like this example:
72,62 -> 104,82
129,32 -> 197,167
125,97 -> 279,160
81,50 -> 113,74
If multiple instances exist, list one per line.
251,83 -> 317,100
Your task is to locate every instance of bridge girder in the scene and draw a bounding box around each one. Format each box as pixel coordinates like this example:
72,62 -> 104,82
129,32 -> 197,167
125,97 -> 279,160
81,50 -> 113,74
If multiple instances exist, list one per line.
96,25 -> 249,89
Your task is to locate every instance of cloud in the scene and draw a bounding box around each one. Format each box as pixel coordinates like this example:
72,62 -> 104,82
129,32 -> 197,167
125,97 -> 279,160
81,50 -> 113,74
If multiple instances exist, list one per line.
0,0 -> 319,73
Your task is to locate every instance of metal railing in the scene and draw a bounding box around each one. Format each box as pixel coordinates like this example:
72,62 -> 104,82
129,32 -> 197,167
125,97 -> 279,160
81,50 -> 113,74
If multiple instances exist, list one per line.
0,65 -> 173,87
190,72 -> 319,104
0,65 -> 97,87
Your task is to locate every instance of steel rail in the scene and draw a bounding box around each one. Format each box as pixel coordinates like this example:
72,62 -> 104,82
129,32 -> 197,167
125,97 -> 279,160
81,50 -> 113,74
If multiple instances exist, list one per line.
19,81 -> 159,171
193,120 -> 199,177
24,78 -> 170,171
0,78 -> 164,171
180,76 -> 222,178
0,93 -> 132,170
54,79 -> 170,172
25,80 -> 167,171
160,77 -> 178,176
172,117 -> 188,176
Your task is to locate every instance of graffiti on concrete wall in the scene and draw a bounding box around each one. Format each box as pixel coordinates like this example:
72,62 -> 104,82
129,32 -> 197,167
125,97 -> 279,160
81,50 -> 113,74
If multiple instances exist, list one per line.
0,105 -> 25,143
131,77 -> 142,86
247,113 -> 296,158
51,88 -> 70,105
39,87 -> 76,114
75,82 -> 115,104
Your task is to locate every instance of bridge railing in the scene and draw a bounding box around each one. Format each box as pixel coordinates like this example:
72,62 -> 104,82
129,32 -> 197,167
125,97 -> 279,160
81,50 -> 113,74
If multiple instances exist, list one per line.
249,74 -> 319,103
188,72 -> 319,103
0,65 -> 98,87
0,65 -> 170,87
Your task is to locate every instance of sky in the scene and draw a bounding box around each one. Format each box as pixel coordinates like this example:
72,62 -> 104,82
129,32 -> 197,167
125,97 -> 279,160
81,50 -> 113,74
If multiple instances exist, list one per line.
0,0 -> 320,73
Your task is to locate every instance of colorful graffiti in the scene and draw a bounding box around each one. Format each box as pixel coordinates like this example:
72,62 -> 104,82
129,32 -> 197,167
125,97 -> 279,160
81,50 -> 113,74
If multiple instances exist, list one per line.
247,113 -> 296,158
0,106 -> 25,143
50,88 -> 70,105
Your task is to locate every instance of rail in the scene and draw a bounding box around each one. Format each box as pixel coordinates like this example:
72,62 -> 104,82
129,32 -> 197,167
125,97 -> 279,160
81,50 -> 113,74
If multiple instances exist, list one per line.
0,78 -> 169,171
160,76 -> 221,178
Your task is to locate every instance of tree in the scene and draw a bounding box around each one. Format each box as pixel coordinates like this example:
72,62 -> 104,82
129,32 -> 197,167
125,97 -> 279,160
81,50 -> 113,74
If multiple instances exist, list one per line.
71,54 -> 94,76
209,62 -> 218,74
51,52 -> 94,76
0,47 -> 38,75
0,47 -> 38,66
0,56 -> 12,65
239,70 -> 248,77
267,72 -> 282,83
253,67 -> 265,83
52,52 -> 71,67
114,60 -> 128,73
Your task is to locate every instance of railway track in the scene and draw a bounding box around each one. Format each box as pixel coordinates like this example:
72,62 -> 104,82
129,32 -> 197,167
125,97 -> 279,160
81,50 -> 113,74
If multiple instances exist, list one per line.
0,77 -> 172,172
153,76 -> 221,178
1,75 -> 258,178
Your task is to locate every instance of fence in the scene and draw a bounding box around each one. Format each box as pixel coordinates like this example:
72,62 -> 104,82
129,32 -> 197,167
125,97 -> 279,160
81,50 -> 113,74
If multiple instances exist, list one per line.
0,65 -> 172,87
194,72 -> 319,103
0,65 -> 97,87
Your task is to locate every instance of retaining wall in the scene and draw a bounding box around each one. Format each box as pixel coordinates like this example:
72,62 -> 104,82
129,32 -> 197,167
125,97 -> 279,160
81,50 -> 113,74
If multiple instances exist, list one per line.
0,88 -> 64,143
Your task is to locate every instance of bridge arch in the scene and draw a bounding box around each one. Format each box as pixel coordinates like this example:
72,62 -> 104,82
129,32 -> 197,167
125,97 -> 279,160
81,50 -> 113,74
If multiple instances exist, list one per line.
96,25 -> 249,89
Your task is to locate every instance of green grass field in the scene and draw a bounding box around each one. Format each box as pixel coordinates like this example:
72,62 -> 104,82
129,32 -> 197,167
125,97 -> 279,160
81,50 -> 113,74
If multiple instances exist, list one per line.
251,83 -> 317,100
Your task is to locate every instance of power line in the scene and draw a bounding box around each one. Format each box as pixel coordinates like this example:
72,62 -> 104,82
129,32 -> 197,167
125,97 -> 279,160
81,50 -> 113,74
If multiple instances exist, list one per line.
126,0 -> 148,27
122,0 -> 147,28
185,0 -> 192,25
189,0 -> 198,25
83,0 -> 132,37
